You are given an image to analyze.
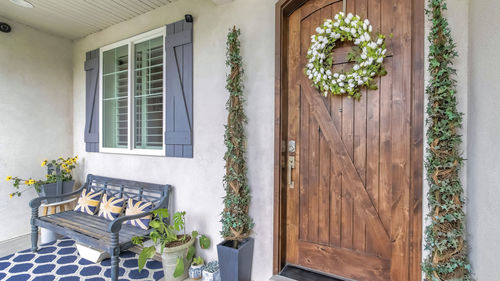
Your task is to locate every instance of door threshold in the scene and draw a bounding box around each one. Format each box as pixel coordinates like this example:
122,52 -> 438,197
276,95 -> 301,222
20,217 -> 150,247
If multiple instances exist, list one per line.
279,264 -> 350,281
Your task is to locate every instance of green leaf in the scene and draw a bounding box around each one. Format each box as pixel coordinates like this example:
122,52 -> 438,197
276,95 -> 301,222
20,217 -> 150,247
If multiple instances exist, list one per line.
193,256 -> 204,265
138,246 -> 156,272
199,235 -> 211,249
173,257 -> 185,278
173,211 -> 185,232
149,221 -> 161,229
152,208 -> 169,219
191,230 -> 199,239
131,236 -> 144,246
186,245 -> 195,261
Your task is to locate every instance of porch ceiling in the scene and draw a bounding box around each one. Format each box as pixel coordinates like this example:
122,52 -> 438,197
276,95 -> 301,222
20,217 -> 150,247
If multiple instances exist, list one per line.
0,0 -> 179,40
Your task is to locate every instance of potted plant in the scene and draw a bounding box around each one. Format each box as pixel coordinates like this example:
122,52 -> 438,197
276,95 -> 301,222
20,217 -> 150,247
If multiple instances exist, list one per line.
202,261 -> 221,281
133,209 -> 210,281
217,26 -> 255,281
6,156 -> 78,201
189,256 -> 204,280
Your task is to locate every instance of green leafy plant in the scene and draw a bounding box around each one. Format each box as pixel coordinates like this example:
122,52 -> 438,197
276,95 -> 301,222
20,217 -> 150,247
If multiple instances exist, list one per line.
423,1 -> 473,280
192,256 -> 204,266
132,209 -> 210,278
6,156 -> 78,198
221,26 -> 254,248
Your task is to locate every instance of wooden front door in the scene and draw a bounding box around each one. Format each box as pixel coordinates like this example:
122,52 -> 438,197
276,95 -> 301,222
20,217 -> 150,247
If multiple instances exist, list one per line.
280,0 -> 424,280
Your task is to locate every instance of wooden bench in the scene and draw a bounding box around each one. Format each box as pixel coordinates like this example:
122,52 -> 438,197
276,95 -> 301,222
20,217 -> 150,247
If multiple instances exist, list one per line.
29,174 -> 171,281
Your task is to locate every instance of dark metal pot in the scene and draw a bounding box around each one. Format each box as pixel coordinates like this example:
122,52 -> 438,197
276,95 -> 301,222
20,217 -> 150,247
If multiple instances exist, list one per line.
217,237 -> 254,281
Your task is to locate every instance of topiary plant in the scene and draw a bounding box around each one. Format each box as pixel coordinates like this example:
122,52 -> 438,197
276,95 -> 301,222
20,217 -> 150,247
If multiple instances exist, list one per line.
422,0 -> 473,280
220,26 -> 254,248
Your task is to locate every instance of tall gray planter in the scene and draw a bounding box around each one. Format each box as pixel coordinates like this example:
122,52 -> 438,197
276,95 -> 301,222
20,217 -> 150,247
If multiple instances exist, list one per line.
36,180 -> 75,204
217,238 -> 254,281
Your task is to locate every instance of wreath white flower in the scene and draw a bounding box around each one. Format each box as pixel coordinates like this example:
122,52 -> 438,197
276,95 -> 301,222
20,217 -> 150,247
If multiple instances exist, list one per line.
305,12 -> 388,99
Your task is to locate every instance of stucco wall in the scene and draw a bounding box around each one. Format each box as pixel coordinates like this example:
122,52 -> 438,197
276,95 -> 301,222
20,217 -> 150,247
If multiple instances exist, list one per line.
467,0 -> 500,279
0,17 -> 73,241
72,0 -> 275,280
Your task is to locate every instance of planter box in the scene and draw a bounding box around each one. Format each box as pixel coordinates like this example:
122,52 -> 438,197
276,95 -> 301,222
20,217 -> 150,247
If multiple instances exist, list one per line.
202,269 -> 221,281
189,264 -> 204,280
76,243 -> 110,263
217,237 -> 254,281
37,181 -> 75,203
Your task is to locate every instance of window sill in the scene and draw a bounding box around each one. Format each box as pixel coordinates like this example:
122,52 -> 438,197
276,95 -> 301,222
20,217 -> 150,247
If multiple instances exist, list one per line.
99,148 -> 165,157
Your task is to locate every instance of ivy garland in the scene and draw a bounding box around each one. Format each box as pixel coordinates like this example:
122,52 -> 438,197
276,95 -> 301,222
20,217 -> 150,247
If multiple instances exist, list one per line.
220,27 -> 254,247
423,1 -> 472,280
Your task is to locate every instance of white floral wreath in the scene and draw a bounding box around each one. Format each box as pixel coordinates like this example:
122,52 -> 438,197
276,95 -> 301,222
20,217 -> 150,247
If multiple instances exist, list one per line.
305,12 -> 388,99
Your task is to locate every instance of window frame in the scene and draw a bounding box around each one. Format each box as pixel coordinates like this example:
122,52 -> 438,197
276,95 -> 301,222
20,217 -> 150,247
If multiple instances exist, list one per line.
99,27 -> 166,156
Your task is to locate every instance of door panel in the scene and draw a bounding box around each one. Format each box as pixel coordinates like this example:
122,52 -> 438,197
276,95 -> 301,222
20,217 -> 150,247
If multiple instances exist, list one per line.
284,0 -> 419,280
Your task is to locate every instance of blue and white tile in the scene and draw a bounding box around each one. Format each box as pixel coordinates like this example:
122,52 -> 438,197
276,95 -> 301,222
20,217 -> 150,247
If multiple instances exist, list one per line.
0,238 -> 164,281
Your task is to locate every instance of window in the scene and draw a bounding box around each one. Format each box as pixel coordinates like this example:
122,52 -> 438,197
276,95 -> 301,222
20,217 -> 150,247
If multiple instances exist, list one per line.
100,27 -> 165,155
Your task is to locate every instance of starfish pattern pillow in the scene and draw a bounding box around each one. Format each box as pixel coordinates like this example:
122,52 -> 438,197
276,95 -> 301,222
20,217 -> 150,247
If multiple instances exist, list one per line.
125,199 -> 153,230
97,194 -> 125,220
74,189 -> 103,215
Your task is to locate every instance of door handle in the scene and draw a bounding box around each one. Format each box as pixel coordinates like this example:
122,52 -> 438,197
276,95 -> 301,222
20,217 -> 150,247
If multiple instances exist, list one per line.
288,156 -> 295,188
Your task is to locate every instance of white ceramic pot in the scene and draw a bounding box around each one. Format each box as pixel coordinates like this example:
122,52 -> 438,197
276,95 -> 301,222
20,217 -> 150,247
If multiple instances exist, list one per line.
160,237 -> 195,281
189,263 -> 204,280
202,269 -> 221,281
40,228 -> 57,244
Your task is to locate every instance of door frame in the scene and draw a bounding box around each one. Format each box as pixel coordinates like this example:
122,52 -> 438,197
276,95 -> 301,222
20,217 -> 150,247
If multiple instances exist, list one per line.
273,0 -> 425,280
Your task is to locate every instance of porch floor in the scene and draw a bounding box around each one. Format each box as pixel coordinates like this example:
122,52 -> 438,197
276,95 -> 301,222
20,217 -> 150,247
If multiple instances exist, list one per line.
0,238 -> 165,280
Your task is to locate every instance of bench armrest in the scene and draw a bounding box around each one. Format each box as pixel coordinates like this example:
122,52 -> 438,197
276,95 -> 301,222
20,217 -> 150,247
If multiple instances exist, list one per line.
30,185 -> 85,209
108,210 -> 155,233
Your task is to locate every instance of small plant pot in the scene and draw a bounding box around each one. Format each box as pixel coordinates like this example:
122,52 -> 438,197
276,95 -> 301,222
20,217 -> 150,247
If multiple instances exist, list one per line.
217,237 -> 254,281
159,237 -> 195,281
189,263 -> 204,280
40,228 -> 57,244
202,269 -> 221,281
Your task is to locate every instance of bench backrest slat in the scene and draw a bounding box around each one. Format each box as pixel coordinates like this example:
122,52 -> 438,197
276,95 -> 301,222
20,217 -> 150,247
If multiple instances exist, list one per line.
85,174 -> 170,207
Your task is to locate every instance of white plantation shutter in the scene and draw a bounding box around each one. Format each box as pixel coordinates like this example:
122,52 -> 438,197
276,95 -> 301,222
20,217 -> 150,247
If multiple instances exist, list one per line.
102,45 -> 129,148
134,36 -> 164,150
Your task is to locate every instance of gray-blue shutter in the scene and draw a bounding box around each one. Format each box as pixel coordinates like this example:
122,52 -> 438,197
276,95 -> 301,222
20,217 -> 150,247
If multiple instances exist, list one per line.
165,20 -> 193,158
84,49 -> 99,152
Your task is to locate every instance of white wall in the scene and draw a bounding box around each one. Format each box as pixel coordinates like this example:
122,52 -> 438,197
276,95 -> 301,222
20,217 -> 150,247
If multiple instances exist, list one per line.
0,17 -> 73,241
467,0 -> 500,279
72,0 -> 275,280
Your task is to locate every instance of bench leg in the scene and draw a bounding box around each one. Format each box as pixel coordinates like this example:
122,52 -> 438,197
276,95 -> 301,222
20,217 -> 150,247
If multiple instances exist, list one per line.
31,207 -> 38,252
111,232 -> 119,281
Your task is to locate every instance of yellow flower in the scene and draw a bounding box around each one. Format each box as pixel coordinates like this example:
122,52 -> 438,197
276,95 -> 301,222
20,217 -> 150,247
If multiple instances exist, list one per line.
9,193 -> 13,199
29,179 -> 36,185
62,164 -> 67,169
6,176 -> 12,181
41,160 -> 47,167
24,180 -> 30,185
